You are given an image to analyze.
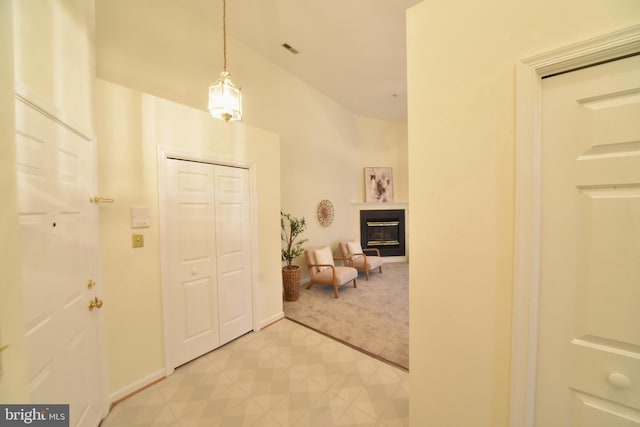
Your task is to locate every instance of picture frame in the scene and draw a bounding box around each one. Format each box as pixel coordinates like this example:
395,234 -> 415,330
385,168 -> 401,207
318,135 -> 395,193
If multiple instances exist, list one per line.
364,167 -> 394,203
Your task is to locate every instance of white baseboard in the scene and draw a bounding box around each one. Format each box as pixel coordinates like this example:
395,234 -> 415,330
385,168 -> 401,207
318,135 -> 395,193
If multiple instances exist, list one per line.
108,368 -> 165,407
383,256 -> 407,263
258,311 -> 285,329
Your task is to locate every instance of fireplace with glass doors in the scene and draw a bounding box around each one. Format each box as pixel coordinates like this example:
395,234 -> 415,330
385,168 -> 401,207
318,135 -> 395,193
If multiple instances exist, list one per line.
359,209 -> 405,257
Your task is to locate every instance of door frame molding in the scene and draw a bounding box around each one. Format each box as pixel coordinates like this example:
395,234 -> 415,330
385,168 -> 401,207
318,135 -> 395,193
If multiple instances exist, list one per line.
510,24 -> 640,427
157,147 -> 260,376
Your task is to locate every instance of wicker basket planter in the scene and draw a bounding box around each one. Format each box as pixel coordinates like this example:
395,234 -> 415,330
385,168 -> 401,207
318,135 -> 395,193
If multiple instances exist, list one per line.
282,265 -> 301,301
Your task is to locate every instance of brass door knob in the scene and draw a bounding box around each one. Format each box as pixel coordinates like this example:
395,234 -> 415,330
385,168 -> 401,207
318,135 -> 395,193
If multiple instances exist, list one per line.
88,297 -> 104,311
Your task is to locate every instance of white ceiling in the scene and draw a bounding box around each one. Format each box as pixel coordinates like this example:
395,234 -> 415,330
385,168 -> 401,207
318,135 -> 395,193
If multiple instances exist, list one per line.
96,0 -> 421,121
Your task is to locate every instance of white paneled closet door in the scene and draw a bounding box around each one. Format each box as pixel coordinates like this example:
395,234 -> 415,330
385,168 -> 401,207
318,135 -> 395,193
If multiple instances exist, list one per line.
535,55 -> 640,425
165,158 -> 253,368
213,165 -> 253,346
166,159 -> 219,367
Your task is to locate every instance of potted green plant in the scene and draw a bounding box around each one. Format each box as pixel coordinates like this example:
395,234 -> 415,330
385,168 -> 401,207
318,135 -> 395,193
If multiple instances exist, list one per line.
281,210 -> 308,301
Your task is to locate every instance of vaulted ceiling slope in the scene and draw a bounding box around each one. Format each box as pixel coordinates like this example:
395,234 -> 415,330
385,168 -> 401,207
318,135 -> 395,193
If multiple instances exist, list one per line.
96,0 -> 421,121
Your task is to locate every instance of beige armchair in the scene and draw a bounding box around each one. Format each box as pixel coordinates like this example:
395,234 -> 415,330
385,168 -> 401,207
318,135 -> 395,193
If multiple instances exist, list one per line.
338,240 -> 383,280
304,246 -> 358,298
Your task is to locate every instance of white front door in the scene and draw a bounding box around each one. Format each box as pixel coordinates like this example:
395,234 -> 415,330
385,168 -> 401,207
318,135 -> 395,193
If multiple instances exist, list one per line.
15,96 -> 104,426
536,55 -> 640,425
213,165 -> 253,345
165,159 -> 253,368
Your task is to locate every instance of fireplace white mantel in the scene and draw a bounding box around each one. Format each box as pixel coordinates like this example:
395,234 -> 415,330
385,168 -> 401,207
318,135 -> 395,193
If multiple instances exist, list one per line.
351,202 -> 409,211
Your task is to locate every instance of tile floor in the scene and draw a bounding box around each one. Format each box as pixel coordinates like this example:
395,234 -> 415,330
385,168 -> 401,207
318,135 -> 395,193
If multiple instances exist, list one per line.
100,318 -> 409,426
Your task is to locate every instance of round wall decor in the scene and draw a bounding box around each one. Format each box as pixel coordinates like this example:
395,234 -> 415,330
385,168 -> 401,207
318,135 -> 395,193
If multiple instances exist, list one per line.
317,199 -> 334,227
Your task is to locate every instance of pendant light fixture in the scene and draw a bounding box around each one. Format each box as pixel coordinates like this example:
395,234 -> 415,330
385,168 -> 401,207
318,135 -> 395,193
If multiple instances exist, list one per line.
208,0 -> 242,121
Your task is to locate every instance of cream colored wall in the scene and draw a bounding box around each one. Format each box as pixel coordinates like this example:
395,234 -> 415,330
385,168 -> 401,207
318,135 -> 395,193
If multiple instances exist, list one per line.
237,58 -> 409,259
407,1 -> 640,426
356,117 -> 408,205
96,79 -> 281,394
13,0 -> 95,131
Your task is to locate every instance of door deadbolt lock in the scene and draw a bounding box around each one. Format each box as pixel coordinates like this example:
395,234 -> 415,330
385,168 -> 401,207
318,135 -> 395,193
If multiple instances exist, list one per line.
88,297 -> 104,311
87,279 -> 96,289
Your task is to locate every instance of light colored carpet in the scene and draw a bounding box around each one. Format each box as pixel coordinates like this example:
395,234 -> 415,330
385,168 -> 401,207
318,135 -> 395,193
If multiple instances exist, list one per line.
283,262 -> 409,370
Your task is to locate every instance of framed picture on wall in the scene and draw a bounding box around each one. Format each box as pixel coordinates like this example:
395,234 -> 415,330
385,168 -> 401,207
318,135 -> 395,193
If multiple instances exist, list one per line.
364,167 -> 394,203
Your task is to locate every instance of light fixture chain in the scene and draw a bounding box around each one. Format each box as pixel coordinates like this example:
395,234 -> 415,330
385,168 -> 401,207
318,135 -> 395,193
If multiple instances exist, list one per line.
208,0 -> 242,121
222,0 -> 227,71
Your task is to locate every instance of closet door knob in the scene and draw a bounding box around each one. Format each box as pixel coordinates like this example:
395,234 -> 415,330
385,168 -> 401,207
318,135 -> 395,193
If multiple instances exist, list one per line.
608,373 -> 632,389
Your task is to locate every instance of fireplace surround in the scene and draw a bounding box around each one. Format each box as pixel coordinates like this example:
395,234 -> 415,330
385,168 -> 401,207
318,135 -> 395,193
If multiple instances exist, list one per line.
359,209 -> 406,257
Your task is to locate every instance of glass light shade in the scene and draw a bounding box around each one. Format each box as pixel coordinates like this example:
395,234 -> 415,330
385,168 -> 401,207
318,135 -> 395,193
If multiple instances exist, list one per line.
208,71 -> 242,121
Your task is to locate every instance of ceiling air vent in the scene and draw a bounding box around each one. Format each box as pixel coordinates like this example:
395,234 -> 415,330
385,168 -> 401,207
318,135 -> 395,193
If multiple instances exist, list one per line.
281,43 -> 299,54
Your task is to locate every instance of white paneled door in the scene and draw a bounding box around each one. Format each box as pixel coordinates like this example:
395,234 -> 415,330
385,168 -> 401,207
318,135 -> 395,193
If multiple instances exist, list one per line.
165,158 -> 252,369
15,96 -> 104,426
536,55 -> 640,425
213,165 -> 253,346
166,159 -> 219,367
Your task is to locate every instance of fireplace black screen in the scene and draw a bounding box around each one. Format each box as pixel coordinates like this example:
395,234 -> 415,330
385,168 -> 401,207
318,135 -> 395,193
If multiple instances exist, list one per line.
359,209 -> 405,257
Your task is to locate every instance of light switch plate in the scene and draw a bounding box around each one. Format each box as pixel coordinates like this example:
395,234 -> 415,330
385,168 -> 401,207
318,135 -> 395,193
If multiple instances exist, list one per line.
132,233 -> 144,248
